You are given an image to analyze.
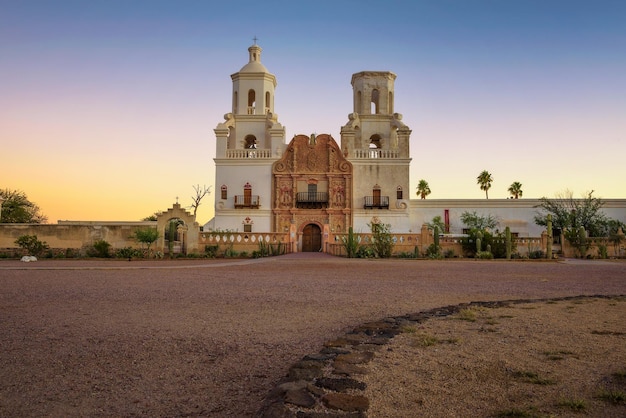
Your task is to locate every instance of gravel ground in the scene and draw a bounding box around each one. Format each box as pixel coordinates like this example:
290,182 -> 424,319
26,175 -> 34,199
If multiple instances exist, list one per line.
1,255 -> 625,417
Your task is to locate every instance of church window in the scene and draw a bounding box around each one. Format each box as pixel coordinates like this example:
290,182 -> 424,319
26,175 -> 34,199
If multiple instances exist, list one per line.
369,135 -> 382,158
357,90 -> 362,113
233,91 -> 238,113
396,186 -> 403,200
371,89 -> 380,114
389,91 -> 393,114
265,91 -> 271,113
221,185 -> 228,200
242,215 -> 253,232
245,135 -> 257,149
247,89 -> 256,114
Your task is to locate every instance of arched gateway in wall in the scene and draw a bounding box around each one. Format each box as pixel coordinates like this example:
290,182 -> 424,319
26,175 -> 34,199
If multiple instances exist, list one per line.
272,134 -> 353,252
156,203 -> 200,255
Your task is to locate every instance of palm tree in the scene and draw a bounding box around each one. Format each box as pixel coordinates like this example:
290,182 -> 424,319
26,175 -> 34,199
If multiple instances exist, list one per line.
477,170 -> 493,199
508,182 -> 523,199
416,179 -> 431,199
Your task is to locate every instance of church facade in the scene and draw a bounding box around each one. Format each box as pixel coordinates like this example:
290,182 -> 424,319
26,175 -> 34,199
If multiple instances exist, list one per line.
206,43 -> 626,252
208,43 -> 415,250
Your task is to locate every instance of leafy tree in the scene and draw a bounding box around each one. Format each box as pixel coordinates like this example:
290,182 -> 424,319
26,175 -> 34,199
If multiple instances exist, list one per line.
534,190 -> 615,237
416,179 -> 431,199
15,235 -> 49,257
508,182 -> 523,199
477,170 -> 493,199
0,189 -> 47,223
134,228 -> 159,257
142,213 -> 159,221
460,211 -> 499,231
190,184 -> 212,217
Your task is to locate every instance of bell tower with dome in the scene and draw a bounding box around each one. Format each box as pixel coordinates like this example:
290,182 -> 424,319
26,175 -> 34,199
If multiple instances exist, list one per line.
341,71 -> 413,232
211,42 -> 287,232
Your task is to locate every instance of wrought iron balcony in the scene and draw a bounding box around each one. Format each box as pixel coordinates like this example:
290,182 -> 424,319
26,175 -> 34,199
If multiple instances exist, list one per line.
234,195 -> 260,209
296,192 -> 328,209
363,196 -> 390,209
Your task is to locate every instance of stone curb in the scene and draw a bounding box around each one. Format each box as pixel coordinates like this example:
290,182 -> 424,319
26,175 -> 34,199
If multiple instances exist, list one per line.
257,294 -> 622,417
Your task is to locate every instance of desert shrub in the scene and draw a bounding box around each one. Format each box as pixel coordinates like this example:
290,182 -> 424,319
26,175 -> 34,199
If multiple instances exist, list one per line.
598,244 -> 608,259
356,245 -> 376,258
443,249 -> 456,258
425,243 -> 443,259
528,250 -> 544,259
370,222 -> 394,258
269,242 -> 285,256
115,247 -> 136,260
341,227 -> 360,258
397,251 -> 415,259
14,235 -> 49,257
65,248 -> 79,258
224,247 -> 238,258
91,239 -> 111,258
204,245 -> 218,258
476,251 -> 494,259
461,229 -> 512,258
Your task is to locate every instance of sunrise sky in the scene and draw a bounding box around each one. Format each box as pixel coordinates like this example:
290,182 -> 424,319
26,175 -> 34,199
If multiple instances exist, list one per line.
2,0 -> 625,224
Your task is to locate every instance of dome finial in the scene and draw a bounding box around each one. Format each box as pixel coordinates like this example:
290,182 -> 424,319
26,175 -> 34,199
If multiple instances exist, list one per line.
253,35 -> 258,45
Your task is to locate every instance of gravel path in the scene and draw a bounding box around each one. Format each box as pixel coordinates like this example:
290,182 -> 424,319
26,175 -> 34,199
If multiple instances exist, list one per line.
1,255 -> 625,417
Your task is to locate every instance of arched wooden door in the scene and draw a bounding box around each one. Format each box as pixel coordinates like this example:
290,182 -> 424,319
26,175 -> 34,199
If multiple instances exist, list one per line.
302,224 -> 322,252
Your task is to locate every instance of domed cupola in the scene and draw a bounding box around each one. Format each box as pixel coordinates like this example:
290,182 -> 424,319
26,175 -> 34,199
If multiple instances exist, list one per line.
230,43 -> 277,116
239,44 -> 269,73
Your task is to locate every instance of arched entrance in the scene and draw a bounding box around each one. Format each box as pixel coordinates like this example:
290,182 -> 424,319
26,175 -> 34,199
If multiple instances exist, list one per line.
302,224 -> 322,252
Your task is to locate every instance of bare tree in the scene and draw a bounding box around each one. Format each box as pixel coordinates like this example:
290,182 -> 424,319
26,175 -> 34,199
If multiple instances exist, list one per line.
190,184 -> 212,217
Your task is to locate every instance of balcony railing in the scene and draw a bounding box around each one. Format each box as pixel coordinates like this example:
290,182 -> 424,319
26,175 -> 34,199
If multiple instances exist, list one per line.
234,195 -> 260,209
352,149 -> 400,159
363,196 -> 390,209
296,192 -> 328,209
226,149 -> 273,159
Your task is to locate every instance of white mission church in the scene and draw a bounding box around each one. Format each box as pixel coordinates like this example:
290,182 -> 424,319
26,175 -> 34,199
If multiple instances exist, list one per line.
204,43 -> 625,253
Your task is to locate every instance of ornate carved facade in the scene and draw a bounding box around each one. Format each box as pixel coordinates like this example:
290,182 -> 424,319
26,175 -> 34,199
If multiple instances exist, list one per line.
272,134 -> 353,240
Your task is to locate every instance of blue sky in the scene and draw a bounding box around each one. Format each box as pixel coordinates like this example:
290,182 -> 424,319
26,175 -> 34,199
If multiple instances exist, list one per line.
1,0 -> 625,222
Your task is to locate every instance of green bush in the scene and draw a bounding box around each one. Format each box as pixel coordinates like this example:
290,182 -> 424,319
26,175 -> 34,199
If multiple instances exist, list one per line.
461,229 -> 513,258
116,247 -> 136,260
356,245 -> 376,258
341,227 -> 360,258
14,235 -> 49,257
425,243 -> 443,259
476,251 -> 494,259
91,240 -> 111,258
397,251 -> 416,259
598,244 -> 608,259
370,222 -> 394,258
204,245 -> 218,258
443,249 -> 456,258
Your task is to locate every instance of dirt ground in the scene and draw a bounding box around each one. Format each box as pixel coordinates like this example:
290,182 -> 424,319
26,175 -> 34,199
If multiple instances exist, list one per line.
1,255 -> 625,417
